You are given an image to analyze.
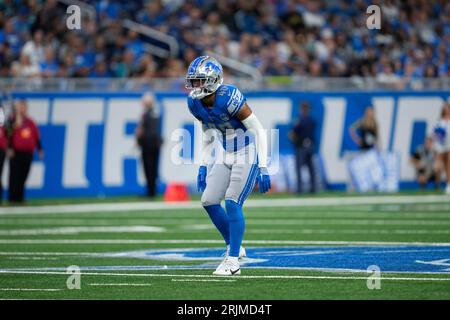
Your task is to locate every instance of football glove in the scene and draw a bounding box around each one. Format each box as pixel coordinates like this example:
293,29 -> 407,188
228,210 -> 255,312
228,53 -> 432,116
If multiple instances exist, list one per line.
197,165 -> 207,192
257,167 -> 271,193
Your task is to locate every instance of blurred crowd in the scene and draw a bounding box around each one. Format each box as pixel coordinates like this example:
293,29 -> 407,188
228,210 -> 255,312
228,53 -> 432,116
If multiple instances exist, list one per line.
0,0 -> 449,80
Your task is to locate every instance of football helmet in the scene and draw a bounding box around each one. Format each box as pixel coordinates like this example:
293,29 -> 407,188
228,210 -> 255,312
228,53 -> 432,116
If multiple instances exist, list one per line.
185,56 -> 223,99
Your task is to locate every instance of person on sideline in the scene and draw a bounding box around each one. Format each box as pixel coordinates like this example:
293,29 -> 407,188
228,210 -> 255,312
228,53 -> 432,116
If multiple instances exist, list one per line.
0,106 -> 6,203
288,102 -> 317,194
349,106 -> 379,151
433,102 -> 450,194
6,100 -> 43,203
135,93 -> 162,198
411,136 -> 442,190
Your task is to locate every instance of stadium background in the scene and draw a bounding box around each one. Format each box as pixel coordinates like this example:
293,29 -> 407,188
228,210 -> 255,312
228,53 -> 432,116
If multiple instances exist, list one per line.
1,0 -> 450,302
1,0 -> 449,198
0,90 -> 448,198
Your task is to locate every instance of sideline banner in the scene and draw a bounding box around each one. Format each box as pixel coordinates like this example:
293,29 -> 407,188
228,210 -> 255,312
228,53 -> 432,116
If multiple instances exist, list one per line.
1,90 -> 447,197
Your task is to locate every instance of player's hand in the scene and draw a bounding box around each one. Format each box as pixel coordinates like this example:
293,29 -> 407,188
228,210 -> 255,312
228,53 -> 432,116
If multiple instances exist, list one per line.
197,165 -> 207,192
257,167 -> 271,193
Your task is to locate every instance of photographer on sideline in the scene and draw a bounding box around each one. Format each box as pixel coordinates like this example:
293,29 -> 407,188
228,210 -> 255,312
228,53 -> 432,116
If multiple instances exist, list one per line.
411,136 -> 441,190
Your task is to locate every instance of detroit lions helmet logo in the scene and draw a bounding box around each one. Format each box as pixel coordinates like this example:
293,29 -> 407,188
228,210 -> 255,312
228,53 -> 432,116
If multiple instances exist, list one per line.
219,113 -> 230,121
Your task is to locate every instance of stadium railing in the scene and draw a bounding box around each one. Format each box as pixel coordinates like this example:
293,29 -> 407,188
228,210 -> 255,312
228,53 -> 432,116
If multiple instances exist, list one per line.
0,77 -> 448,92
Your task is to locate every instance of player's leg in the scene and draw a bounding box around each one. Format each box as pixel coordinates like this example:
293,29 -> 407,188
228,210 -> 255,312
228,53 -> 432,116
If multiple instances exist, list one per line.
201,163 -> 231,245
0,148 -> 4,203
433,159 -> 442,190
417,169 -> 427,189
305,146 -> 316,193
213,146 -> 258,276
445,151 -> 450,193
225,145 -> 258,258
8,151 -> 20,202
295,147 -> 303,193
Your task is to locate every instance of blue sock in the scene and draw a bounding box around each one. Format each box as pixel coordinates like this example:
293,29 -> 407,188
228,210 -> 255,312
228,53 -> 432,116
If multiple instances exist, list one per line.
203,204 -> 230,245
225,199 -> 245,257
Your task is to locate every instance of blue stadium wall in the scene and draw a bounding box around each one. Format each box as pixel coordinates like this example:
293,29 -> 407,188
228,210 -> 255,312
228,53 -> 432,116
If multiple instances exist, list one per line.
3,90 -> 449,198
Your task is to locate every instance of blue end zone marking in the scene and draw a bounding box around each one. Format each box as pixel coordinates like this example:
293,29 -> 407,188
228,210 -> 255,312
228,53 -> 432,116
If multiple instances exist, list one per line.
8,246 -> 449,274
136,246 -> 450,274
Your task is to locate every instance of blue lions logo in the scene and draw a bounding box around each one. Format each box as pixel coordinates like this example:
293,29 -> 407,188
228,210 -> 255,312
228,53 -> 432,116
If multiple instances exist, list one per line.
219,113 -> 230,121
112,246 -> 450,273
22,246 -> 450,273
217,86 -> 230,96
204,61 -> 221,74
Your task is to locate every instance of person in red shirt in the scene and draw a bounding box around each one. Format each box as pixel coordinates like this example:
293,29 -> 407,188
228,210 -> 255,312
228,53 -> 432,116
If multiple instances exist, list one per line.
6,99 -> 44,203
0,106 -> 6,204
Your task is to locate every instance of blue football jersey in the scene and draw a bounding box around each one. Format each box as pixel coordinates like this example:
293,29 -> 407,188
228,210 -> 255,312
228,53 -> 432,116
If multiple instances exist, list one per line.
187,84 -> 254,151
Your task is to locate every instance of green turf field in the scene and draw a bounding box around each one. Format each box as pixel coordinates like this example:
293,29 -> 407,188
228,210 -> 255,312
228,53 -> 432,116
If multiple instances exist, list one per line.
0,193 -> 450,300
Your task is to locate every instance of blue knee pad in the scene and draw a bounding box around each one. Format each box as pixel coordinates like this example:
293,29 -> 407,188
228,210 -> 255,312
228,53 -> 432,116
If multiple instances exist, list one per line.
225,199 -> 245,257
203,204 -> 230,245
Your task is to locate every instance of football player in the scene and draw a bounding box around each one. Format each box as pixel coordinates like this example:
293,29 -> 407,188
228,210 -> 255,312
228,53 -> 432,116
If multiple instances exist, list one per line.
185,56 -> 271,276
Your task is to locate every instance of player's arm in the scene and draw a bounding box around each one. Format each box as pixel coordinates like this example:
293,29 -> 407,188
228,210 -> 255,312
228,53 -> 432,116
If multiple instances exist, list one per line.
410,148 -> 423,169
349,120 -> 362,146
197,122 -> 216,192
236,103 -> 271,193
200,123 -> 215,166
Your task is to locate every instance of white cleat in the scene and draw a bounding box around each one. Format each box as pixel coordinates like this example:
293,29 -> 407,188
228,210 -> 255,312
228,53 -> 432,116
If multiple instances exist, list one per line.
445,184 -> 450,195
213,257 -> 241,276
225,245 -> 247,259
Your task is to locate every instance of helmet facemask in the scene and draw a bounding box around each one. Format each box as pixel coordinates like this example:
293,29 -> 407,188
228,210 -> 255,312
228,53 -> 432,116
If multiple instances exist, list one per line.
185,56 -> 224,99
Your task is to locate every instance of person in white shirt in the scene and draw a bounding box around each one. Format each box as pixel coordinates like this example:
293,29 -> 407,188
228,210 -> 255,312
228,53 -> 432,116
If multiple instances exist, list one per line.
433,103 -> 450,194
11,54 -> 41,79
21,29 -> 45,67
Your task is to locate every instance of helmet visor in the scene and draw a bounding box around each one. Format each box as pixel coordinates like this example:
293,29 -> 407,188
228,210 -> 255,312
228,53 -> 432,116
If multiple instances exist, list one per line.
185,76 -> 207,90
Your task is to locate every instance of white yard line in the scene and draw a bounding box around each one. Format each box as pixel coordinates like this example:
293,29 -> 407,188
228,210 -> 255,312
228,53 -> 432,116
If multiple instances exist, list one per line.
171,279 -> 236,282
0,226 -> 165,236
0,239 -> 450,246
3,218 -> 450,226
0,251 -> 102,256
0,270 -> 449,282
88,283 -> 152,286
7,257 -> 59,260
0,288 -> 62,291
1,195 -> 450,215
248,219 -> 450,226
246,229 -> 450,235
247,220 -> 450,226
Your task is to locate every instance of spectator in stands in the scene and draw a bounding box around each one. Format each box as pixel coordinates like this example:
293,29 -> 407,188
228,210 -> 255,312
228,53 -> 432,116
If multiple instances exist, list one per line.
137,1 -> 166,28
21,29 -> 45,67
411,136 -> 442,190
202,11 -> 230,39
349,106 -> 379,151
6,99 -> 44,203
2,19 -> 22,57
135,93 -> 162,198
0,0 -> 448,81
289,102 -> 317,194
11,53 -> 40,79
40,47 -> 58,78
433,103 -> 450,194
